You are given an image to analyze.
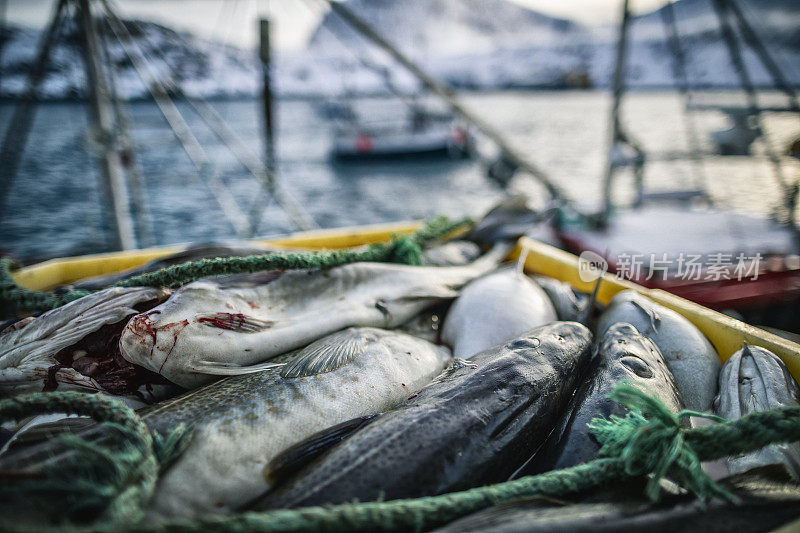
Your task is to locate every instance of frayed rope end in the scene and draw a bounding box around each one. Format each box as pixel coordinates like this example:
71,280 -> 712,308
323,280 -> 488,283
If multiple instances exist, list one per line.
588,383 -> 737,504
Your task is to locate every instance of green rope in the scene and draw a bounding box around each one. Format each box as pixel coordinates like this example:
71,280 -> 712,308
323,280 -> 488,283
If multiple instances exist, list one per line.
588,384 -> 734,502
113,216 -> 471,289
0,258 -> 90,315
0,217 -> 472,315
6,385 -> 800,532
0,392 -> 190,526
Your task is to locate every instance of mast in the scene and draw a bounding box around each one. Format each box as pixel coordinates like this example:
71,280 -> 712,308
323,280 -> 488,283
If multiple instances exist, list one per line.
77,0 -> 136,250
0,0 -> 68,222
601,0 -> 644,219
260,18 -> 276,174
660,0 -> 707,195
725,0 -> 799,114
711,0 -> 795,225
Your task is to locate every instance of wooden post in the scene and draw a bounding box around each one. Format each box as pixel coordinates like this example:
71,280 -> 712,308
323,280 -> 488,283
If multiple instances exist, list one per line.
78,0 -> 136,250
260,18 -> 276,173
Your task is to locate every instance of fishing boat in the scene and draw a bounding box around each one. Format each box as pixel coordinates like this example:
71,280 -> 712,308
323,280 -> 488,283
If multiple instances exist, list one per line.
8,221 -> 800,378
541,0 -> 800,329
331,107 -> 472,160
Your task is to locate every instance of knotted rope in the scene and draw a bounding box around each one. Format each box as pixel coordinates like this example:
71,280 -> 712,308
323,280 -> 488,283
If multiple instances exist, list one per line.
0,216 -> 472,315
0,393 -> 190,526
3,385 -> 800,532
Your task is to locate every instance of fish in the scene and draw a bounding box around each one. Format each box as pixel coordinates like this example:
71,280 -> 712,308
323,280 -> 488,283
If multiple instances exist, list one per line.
596,290 -> 720,411
464,195 -> 543,246
254,321 -> 593,510
515,322 -> 684,476
441,268 -> 557,358
0,327 -> 451,523
431,466 -> 800,533
713,343 -> 800,478
0,287 -> 170,399
119,244 -> 509,388
533,275 -> 588,322
69,240 -> 480,293
396,302 -> 450,344
421,240 -> 482,266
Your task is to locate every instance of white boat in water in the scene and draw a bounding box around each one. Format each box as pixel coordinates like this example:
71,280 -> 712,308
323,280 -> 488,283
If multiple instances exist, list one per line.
331,108 -> 472,160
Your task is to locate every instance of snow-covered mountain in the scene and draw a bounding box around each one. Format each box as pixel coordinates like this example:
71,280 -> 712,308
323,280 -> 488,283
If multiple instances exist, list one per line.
0,18 -> 259,100
1,0 -> 798,100
609,0 -> 800,87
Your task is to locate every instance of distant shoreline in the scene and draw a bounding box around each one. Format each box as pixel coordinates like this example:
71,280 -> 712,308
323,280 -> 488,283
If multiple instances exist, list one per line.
1,85 -> 798,104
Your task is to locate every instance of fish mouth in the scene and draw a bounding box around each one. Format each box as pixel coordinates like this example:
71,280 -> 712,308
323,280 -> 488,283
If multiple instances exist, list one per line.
119,310 -> 190,378
50,317 -> 173,398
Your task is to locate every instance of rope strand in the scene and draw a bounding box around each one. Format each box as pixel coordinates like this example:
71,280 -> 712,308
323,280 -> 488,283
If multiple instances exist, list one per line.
0,216 -> 472,316
4,385 -> 800,532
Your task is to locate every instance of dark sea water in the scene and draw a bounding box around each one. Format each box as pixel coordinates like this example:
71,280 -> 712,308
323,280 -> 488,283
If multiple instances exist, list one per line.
1,91 -> 798,261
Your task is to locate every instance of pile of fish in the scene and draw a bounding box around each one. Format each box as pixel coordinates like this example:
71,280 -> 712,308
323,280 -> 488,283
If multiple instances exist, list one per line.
1,218 -> 799,530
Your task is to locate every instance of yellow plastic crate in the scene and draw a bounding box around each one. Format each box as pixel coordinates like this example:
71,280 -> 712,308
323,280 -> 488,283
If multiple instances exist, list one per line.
10,223 -> 800,379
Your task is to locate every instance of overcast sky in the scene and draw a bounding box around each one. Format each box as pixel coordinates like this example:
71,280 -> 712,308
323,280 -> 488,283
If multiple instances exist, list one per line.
5,0 -> 665,50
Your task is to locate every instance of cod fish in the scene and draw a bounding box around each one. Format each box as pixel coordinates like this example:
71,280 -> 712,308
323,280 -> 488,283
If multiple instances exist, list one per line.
119,245 -> 508,388
433,466 -> 800,533
0,287 -> 169,398
516,322 -> 684,476
441,269 -> 557,358
255,322 -> 593,510
534,276 -> 588,322
714,344 -> 800,478
421,241 -> 482,266
597,290 -> 720,411
0,328 -> 451,523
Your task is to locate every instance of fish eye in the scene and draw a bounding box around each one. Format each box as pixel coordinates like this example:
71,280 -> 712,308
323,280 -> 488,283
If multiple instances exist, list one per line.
620,356 -> 653,378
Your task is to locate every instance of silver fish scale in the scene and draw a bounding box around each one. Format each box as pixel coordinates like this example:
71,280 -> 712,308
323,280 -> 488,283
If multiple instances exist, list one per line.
119,245 -> 506,388
142,327 -> 451,521
715,345 -> 800,478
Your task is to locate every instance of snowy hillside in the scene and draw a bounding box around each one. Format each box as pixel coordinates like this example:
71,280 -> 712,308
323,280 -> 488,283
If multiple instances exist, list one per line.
0,0 -> 798,100
0,19 -> 260,100
606,0 -> 800,87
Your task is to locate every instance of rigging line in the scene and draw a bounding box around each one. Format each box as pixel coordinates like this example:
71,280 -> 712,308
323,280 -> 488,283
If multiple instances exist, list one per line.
601,0 -> 646,217
296,0 -> 416,113
316,0 -> 565,202
730,0 -> 800,114
659,0 -> 709,197
122,11 -> 317,233
78,0 -> 138,251
0,0 -> 69,222
97,12 -> 154,247
738,0 -> 800,90
0,0 -> 7,94
101,1 -> 250,237
710,0 -> 794,221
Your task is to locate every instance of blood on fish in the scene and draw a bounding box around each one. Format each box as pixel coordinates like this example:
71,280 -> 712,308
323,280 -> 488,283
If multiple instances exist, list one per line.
154,320 -> 190,373
197,313 -> 255,331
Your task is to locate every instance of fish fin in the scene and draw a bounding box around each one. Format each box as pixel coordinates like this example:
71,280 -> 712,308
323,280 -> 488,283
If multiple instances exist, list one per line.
280,329 -> 373,378
631,300 -> 661,333
396,285 -> 460,302
195,313 -> 274,333
430,358 -> 477,385
190,360 -> 285,376
0,416 -> 93,456
577,275 -> 603,326
263,414 -> 379,486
